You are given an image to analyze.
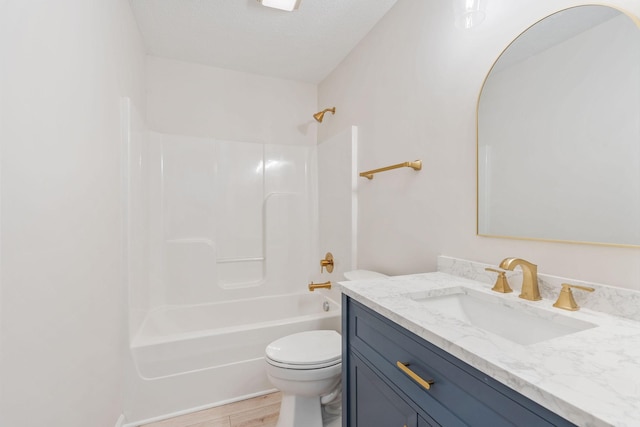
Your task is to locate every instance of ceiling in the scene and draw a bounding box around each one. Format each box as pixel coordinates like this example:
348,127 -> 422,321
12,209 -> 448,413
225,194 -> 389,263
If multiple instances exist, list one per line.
129,0 -> 398,83
493,6 -> 621,72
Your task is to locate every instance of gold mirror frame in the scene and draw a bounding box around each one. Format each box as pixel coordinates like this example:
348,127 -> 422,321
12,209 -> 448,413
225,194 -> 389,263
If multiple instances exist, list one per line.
476,5 -> 640,248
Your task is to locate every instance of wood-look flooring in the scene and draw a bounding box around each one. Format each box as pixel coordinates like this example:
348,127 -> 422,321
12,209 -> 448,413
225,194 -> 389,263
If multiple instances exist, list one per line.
142,392 -> 281,427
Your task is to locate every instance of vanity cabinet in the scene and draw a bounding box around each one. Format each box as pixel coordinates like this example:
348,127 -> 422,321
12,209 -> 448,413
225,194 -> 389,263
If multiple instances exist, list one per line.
349,351 -> 426,427
342,296 -> 576,427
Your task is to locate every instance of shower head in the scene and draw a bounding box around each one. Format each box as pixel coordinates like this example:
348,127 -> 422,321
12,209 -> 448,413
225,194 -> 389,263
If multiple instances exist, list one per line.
313,107 -> 336,123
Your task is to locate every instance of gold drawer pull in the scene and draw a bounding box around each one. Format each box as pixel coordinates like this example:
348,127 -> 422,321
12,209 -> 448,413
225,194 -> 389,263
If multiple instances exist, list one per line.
396,361 -> 435,390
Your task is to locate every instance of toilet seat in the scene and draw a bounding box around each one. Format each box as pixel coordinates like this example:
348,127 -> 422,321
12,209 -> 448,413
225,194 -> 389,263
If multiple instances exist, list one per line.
265,330 -> 341,370
266,357 -> 340,370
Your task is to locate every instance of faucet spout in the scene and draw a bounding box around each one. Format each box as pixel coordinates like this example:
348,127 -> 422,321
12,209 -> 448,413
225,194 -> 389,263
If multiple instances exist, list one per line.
499,258 -> 542,301
308,281 -> 332,292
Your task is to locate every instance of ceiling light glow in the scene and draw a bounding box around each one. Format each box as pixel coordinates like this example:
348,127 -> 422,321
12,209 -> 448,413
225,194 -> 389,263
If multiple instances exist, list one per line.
259,0 -> 302,12
454,0 -> 486,29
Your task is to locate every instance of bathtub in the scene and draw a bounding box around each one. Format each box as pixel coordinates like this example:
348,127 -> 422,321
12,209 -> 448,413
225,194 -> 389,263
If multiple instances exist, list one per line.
125,292 -> 341,425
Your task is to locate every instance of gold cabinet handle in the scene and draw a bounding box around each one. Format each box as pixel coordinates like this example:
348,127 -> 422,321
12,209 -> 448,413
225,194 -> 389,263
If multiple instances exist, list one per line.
396,361 -> 434,391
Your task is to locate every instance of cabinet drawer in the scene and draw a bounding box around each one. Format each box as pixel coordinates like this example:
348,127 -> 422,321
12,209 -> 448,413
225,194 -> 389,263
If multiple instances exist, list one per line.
346,298 -> 575,427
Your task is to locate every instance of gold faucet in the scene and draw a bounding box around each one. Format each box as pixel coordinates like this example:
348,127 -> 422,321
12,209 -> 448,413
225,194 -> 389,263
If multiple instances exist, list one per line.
308,281 -> 332,292
499,258 -> 542,301
320,252 -> 334,273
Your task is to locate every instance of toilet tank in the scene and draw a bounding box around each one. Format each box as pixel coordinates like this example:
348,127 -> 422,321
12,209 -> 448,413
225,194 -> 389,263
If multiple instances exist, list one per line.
343,270 -> 388,281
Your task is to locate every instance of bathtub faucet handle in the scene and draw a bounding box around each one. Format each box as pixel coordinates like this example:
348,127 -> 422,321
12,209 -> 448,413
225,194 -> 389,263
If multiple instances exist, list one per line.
320,252 -> 334,273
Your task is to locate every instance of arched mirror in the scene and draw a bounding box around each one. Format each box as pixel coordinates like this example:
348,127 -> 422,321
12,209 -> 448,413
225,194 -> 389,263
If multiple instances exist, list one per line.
477,5 -> 640,246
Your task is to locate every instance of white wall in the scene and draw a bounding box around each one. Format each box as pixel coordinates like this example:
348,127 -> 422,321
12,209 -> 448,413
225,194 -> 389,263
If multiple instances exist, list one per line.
315,126 -> 358,302
319,0 -> 640,290
146,56 -> 318,146
0,1 -> 145,426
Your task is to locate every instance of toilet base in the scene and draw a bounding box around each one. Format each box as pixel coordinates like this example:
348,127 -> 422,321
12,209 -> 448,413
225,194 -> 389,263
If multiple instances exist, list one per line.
322,408 -> 342,427
276,393 -> 323,427
323,417 -> 341,427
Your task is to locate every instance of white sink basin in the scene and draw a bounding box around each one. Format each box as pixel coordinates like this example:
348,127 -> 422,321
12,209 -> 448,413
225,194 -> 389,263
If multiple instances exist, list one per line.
407,287 -> 596,345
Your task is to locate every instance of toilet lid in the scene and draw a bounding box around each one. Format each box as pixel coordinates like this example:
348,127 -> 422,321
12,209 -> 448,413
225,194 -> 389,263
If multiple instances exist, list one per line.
265,330 -> 341,367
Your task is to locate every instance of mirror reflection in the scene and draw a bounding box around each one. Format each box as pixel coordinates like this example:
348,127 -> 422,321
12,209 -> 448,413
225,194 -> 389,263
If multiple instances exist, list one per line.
477,5 -> 640,246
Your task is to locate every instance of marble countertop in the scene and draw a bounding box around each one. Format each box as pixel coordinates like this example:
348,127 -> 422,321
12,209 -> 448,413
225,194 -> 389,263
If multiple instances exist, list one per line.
338,272 -> 640,427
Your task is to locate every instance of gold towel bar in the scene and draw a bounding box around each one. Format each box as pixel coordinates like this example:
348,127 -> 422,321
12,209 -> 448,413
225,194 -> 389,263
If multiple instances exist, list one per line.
359,160 -> 422,180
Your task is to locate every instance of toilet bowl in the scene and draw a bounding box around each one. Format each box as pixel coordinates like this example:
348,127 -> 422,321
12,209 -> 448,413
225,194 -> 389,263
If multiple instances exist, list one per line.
265,330 -> 342,427
265,271 -> 385,426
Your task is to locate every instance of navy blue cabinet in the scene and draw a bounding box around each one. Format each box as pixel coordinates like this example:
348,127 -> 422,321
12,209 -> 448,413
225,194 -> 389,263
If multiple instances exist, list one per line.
350,351 -> 421,427
342,296 -> 576,427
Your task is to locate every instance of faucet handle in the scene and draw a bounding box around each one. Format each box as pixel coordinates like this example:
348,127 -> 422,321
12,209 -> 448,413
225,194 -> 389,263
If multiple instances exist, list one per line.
553,283 -> 595,311
485,267 -> 513,294
320,252 -> 334,273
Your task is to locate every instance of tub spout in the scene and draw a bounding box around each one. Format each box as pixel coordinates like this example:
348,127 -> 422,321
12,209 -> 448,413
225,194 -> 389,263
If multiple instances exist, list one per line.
308,281 -> 331,291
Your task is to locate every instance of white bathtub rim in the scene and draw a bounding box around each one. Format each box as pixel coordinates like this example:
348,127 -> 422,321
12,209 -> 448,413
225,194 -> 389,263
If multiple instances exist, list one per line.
141,291 -> 336,318
131,294 -> 341,347
132,310 -> 340,348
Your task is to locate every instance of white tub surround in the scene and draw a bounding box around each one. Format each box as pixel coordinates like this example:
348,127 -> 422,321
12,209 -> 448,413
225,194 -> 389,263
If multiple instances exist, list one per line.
123,96 -> 358,422
338,261 -> 640,426
123,118 -> 323,424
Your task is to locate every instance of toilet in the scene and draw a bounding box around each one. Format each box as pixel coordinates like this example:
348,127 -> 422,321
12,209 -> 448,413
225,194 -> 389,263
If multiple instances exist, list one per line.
265,330 -> 342,427
343,269 -> 388,281
265,270 -> 387,427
